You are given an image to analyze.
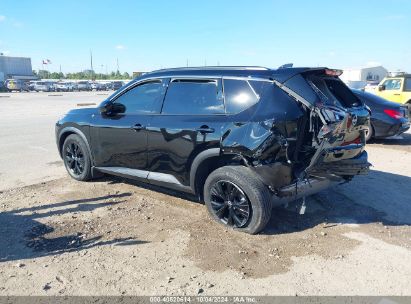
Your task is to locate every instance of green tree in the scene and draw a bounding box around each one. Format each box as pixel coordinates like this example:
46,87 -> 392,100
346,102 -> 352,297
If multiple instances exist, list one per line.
49,72 -> 64,79
38,70 -> 49,79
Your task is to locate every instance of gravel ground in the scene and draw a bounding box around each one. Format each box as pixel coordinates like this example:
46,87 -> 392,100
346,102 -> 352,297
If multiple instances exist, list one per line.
0,92 -> 410,295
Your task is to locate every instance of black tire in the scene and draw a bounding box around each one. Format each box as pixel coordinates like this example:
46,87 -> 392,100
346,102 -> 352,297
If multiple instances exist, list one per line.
365,121 -> 374,142
406,102 -> 411,116
204,166 -> 272,234
62,134 -> 92,181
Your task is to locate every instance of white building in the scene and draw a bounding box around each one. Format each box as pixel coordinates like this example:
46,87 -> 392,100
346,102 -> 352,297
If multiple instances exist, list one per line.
0,55 -> 35,82
340,66 -> 388,89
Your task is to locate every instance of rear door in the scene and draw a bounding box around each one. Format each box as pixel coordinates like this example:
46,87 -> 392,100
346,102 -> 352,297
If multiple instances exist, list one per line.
146,77 -> 226,186
91,79 -> 167,170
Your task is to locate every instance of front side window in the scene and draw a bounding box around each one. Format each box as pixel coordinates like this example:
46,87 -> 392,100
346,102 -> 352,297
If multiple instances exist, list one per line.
223,79 -> 260,114
162,79 -> 224,114
383,79 -> 402,90
113,80 -> 165,114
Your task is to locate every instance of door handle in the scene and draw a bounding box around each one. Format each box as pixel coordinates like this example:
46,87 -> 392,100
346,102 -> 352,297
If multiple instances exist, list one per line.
393,93 -> 401,96
196,126 -> 215,134
132,124 -> 146,131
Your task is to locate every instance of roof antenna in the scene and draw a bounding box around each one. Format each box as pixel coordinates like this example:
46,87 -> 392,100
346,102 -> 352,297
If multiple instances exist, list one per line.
278,63 -> 293,69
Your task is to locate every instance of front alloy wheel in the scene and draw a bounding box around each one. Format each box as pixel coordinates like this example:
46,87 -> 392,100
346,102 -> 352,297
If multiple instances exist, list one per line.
62,134 -> 92,181
65,142 -> 85,177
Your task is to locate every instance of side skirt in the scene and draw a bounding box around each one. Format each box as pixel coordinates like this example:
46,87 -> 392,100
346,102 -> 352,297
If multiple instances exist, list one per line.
94,166 -> 193,194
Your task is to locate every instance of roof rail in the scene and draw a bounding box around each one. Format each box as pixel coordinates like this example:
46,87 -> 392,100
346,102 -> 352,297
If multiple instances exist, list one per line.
151,66 -> 270,73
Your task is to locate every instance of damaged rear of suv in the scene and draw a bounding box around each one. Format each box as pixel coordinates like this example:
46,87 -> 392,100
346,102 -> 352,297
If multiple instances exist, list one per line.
56,66 -> 371,234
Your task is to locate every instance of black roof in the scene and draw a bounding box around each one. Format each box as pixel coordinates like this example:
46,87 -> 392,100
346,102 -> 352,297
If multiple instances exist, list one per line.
136,66 -> 326,83
386,74 -> 411,78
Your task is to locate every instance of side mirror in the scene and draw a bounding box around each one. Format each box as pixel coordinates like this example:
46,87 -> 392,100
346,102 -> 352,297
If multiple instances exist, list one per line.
378,85 -> 385,91
100,102 -> 125,116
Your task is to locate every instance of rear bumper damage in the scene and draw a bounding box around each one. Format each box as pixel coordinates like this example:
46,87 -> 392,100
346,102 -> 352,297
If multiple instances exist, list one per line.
310,151 -> 370,177
255,151 -> 370,207
272,177 -> 338,206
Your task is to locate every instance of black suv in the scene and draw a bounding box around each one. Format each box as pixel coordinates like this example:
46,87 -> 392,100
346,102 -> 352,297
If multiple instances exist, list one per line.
56,66 -> 371,234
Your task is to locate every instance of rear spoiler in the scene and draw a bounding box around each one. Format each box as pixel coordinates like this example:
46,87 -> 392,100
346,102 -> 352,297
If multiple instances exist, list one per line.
270,67 -> 342,84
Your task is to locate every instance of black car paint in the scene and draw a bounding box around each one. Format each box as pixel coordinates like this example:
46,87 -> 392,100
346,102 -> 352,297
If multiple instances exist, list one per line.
353,90 -> 410,138
56,67 -> 370,198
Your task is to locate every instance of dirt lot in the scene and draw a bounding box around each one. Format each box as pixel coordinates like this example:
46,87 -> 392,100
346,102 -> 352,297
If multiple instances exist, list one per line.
1,145 -> 411,296
0,92 -> 410,295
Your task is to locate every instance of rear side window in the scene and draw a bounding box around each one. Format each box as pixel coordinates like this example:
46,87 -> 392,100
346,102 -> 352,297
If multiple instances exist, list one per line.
404,78 -> 411,91
114,80 -> 165,114
223,79 -> 259,114
162,79 -> 224,114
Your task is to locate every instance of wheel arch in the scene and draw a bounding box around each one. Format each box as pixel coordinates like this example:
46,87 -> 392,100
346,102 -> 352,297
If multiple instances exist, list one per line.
190,148 -> 246,200
58,127 -> 93,165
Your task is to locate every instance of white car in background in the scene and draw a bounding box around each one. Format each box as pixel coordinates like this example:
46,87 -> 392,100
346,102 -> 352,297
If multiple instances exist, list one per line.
364,81 -> 380,93
90,82 -> 106,91
77,81 -> 91,91
33,81 -> 54,92
56,82 -> 77,92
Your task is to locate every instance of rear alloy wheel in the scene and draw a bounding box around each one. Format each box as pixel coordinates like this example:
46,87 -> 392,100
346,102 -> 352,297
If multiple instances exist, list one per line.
209,180 -> 251,228
62,134 -> 92,181
204,166 -> 272,234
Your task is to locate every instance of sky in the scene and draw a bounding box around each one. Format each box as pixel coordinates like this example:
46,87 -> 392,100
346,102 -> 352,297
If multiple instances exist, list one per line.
0,0 -> 410,74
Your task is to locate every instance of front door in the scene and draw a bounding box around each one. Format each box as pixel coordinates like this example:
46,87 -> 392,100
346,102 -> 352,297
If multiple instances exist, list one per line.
379,78 -> 403,103
91,79 -> 168,170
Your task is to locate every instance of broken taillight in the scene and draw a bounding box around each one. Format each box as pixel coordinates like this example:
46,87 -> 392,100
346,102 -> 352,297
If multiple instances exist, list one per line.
324,69 -> 343,77
342,137 -> 361,146
384,109 -> 403,120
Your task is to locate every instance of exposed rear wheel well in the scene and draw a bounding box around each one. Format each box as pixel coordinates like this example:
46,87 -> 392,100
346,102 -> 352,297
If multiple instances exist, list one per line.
194,154 -> 246,201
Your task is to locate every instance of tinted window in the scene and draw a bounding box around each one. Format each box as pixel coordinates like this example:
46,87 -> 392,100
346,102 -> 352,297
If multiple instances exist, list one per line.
404,78 -> 411,91
114,81 -> 165,114
162,79 -> 224,114
383,79 -> 402,90
223,79 -> 259,114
